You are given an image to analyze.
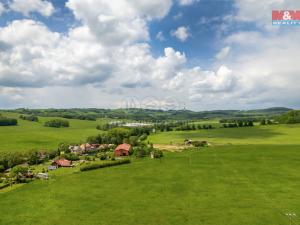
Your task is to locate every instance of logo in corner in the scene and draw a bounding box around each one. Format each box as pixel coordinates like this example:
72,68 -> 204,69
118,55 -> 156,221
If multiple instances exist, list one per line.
272,10 -> 300,26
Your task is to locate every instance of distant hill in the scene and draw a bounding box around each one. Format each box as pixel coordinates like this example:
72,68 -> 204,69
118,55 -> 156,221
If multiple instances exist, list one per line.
246,107 -> 292,115
1,107 -> 293,121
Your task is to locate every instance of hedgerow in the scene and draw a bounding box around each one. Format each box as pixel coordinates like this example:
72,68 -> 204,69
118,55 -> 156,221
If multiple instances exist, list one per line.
80,159 -> 130,172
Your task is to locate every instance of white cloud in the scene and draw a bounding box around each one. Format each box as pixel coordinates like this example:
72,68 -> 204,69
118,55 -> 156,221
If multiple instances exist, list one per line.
0,20 -> 111,87
153,47 -> 186,79
1,0 -> 300,110
0,2 -> 5,16
190,66 -> 235,94
66,0 -> 172,46
171,26 -> 190,42
156,31 -> 166,41
10,0 -> 54,17
0,87 -> 24,101
177,0 -> 199,6
215,46 -> 230,60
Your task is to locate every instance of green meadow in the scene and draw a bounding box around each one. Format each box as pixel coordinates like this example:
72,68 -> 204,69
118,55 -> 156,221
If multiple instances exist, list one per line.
0,112 -> 102,152
1,145 -> 300,225
1,112 -> 300,224
149,124 -> 300,145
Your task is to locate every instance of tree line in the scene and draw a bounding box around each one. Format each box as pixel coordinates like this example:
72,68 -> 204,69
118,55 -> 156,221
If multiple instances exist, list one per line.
0,115 -> 18,126
222,120 -> 254,128
19,115 -> 39,122
44,119 -> 69,128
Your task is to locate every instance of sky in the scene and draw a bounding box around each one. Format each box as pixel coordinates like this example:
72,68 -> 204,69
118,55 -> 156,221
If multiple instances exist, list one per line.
0,0 -> 300,111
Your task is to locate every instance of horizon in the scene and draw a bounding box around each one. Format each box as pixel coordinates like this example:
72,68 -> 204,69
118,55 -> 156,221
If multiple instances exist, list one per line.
0,0 -> 300,110
0,106 -> 295,112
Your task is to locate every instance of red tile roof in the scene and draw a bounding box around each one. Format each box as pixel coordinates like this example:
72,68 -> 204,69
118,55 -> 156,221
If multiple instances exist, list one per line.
115,143 -> 131,152
54,159 -> 72,167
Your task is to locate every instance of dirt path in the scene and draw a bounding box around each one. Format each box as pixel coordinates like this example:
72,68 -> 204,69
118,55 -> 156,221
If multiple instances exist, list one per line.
153,144 -> 187,152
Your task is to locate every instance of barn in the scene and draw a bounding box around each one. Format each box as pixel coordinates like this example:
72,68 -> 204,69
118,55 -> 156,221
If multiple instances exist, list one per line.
114,143 -> 131,156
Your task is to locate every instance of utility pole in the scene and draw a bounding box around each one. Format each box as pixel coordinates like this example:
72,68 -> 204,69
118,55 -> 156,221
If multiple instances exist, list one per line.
285,213 -> 296,225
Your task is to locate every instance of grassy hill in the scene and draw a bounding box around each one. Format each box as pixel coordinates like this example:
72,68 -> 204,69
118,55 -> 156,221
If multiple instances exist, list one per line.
0,112 -> 102,152
1,145 -> 300,225
4,107 -> 292,121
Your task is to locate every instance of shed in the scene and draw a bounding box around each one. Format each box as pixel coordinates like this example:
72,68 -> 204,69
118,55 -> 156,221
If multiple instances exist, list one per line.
114,143 -> 131,156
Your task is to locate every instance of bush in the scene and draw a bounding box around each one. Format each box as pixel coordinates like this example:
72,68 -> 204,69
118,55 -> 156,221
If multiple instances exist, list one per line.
0,152 -> 25,169
97,153 -> 107,160
133,146 -> 153,158
45,119 -> 69,128
0,165 -> 5,172
192,141 -> 208,147
276,110 -> 300,124
64,153 -> 80,161
151,150 -> 163,158
19,115 -> 38,122
0,117 -> 18,126
80,159 -> 130,171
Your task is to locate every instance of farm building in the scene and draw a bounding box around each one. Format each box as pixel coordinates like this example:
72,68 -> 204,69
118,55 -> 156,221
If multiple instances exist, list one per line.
69,145 -> 82,154
80,143 -> 100,152
52,159 -> 72,167
114,143 -> 131,156
80,143 -> 92,151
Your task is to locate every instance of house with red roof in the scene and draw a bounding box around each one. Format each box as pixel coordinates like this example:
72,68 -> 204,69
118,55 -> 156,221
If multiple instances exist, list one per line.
114,143 -> 131,156
52,159 -> 72,167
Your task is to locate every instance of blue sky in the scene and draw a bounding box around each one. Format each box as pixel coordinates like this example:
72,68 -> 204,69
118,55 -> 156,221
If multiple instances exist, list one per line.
0,0 -> 237,66
0,0 -> 299,110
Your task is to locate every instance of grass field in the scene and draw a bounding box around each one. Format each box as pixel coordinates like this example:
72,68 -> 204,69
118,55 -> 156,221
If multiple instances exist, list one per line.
1,113 -> 300,224
1,145 -> 300,225
0,112 -> 103,152
148,124 -> 300,145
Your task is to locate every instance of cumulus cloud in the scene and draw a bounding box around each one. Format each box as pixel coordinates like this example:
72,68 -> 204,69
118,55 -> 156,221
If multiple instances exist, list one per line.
9,0 -> 55,17
190,66 -> 235,94
153,47 -> 186,79
0,0 -> 299,110
163,65 -> 236,94
66,0 -> 172,46
171,26 -> 190,42
0,20 -> 112,87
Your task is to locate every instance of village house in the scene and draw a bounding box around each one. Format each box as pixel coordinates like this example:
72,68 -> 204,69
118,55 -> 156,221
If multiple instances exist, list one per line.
80,143 -> 92,151
69,145 -> 82,154
114,143 -> 131,156
80,143 -> 100,152
51,159 -> 72,167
